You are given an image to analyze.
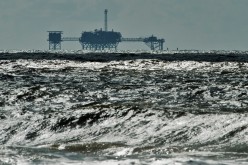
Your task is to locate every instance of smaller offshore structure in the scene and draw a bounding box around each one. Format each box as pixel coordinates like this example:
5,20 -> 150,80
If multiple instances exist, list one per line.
48,9 -> 165,51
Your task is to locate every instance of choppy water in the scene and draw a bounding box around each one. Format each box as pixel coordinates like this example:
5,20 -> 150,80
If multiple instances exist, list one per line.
0,51 -> 248,165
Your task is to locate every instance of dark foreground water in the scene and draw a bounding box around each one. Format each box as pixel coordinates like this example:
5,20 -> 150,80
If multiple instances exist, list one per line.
0,51 -> 248,164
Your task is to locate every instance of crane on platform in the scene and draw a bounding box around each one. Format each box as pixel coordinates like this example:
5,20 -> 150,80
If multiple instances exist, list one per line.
47,9 -> 165,51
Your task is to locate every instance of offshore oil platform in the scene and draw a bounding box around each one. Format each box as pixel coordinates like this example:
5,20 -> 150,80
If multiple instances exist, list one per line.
48,9 -> 165,51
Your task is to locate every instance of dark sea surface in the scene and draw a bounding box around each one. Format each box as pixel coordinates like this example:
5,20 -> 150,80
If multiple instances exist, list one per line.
0,51 -> 248,165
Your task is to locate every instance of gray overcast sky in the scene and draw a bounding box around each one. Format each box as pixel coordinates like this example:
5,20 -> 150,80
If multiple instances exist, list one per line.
1,0 -> 248,50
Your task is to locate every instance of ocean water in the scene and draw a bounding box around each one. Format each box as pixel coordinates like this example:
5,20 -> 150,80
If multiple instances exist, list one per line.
0,51 -> 248,165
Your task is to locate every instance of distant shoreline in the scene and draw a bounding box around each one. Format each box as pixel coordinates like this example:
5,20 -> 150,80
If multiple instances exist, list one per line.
0,51 -> 248,62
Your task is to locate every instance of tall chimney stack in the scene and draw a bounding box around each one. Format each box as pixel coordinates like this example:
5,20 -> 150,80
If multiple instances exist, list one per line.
104,9 -> 108,31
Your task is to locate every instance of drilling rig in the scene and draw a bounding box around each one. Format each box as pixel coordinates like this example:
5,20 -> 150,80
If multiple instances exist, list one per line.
48,9 -> 165,51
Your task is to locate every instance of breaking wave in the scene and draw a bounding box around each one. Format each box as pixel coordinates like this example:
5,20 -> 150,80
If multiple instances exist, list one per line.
0,51 -> 248,164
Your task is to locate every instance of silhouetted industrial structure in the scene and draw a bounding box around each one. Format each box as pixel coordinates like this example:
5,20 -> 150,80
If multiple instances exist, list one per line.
48,9 -> 165,51
47,31 -> 63,50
